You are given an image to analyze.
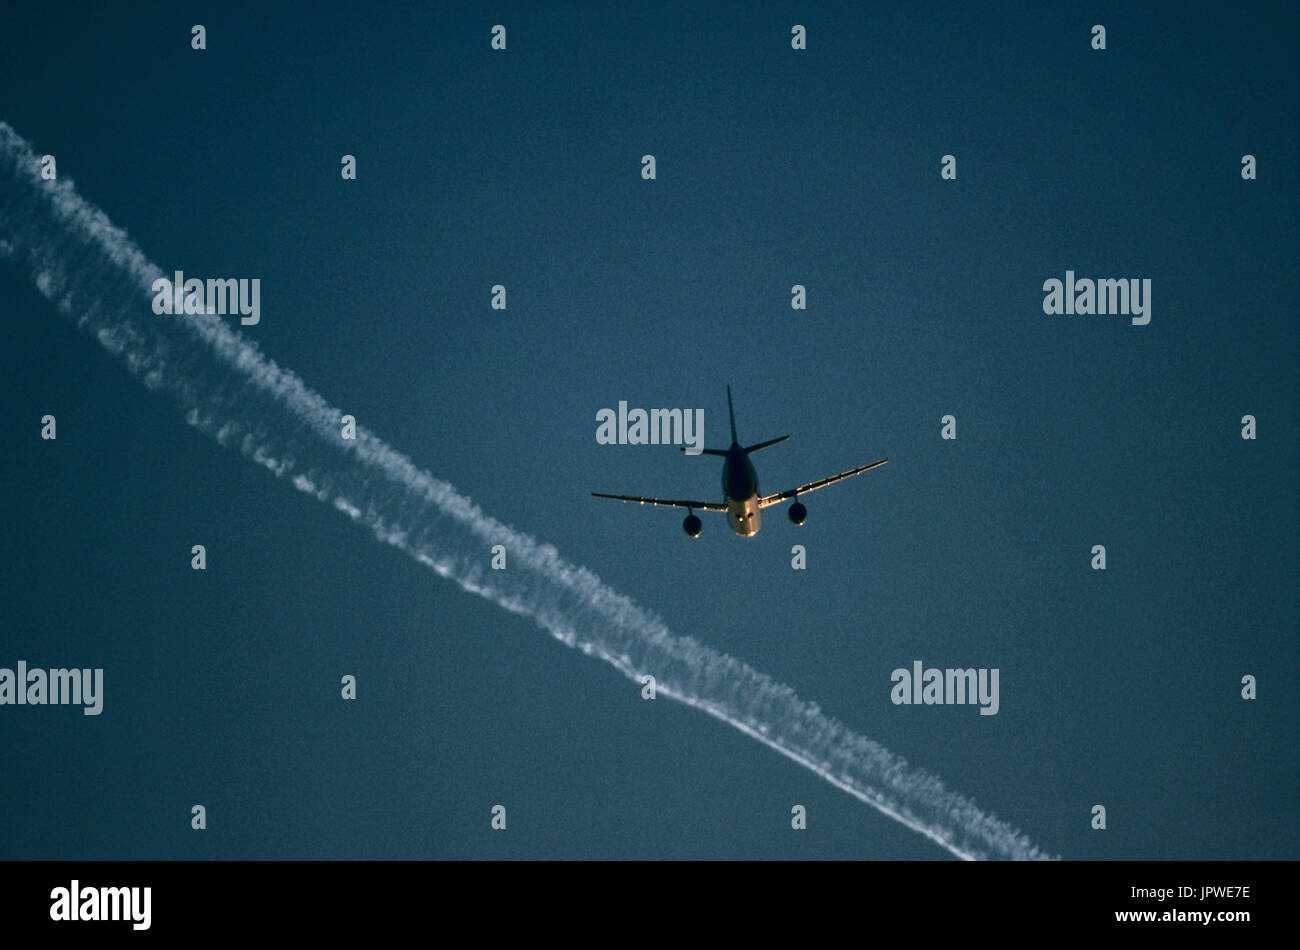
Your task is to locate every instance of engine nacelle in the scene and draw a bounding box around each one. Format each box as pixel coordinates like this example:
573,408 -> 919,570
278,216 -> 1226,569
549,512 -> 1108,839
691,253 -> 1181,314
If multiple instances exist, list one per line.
683,514 -> 702,538
788,501 -> 807,525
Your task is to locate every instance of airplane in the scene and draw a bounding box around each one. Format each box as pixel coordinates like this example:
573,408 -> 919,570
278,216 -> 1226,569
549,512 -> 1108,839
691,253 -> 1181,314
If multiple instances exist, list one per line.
592,386 -> 887,538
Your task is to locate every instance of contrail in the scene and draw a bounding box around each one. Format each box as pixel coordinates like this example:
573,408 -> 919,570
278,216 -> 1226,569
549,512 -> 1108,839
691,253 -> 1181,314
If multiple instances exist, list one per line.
0,121 -> 1055,860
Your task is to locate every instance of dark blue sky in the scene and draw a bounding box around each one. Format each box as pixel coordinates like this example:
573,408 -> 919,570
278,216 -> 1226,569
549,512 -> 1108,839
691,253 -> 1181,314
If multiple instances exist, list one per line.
1,1 -> 1295,859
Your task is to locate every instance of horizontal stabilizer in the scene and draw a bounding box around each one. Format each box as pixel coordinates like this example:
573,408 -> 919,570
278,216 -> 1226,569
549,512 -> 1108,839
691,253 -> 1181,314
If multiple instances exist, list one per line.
743,435 -> 789,454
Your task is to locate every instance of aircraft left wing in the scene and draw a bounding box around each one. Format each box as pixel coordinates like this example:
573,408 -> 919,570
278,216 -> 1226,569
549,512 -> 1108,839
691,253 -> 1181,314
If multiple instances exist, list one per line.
757,458 -> 888,508
591,492 -> 729,512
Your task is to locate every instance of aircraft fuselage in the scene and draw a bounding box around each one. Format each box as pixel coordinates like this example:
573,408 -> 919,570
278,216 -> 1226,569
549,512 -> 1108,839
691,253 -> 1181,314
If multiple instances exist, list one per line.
722,443 -> 762,537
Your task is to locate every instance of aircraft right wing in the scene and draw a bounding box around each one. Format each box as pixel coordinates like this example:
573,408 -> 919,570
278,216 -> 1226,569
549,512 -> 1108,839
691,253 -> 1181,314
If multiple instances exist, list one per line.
757,458 -> 888,508
591,492 -> 729,512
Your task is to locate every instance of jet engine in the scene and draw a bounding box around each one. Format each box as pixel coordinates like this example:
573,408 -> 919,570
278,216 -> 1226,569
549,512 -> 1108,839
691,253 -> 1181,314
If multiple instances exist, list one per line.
683,513 -> 702,538
788,501 -> 807,525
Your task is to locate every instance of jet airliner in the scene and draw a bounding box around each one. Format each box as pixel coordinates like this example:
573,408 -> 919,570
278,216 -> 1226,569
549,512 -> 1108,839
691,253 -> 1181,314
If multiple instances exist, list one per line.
592,386 -> 887,538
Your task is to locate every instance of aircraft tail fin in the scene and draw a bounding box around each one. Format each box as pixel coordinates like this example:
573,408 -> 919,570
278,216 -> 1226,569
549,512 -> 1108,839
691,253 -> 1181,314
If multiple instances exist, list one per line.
727,384 -> 737,444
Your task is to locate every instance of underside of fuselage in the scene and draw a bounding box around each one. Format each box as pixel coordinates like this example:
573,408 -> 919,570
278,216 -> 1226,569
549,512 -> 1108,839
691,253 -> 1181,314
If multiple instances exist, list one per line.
722,446 -> 762,537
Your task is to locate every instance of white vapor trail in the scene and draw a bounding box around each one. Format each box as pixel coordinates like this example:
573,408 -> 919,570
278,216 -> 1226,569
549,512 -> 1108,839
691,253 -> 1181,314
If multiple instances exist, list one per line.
0,121 -> 1054,860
